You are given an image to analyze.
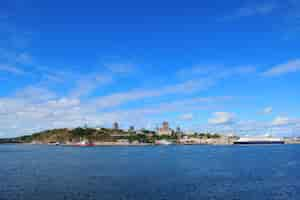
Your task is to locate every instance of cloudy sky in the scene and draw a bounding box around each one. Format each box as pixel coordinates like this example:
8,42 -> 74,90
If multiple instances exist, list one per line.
0,0 -> 300,137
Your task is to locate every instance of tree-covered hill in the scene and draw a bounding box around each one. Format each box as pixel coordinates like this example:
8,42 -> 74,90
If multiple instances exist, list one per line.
0,127 -> 222,144
5,127 -> 159,144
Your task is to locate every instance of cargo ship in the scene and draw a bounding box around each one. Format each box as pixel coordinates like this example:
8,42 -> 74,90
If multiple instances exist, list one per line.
234,137 -> 284,144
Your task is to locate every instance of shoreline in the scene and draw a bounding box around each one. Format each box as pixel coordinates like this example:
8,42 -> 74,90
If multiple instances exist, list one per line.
2,142 -> 300,146
2,136 -> 300,146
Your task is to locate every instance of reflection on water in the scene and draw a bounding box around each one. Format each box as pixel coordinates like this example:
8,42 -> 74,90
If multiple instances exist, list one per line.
1,144 -> 300,200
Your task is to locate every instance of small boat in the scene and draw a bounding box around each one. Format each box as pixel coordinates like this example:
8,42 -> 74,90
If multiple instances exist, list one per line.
48,142 -> 60,146
73,140 -> 95,147
155,139 -> 172,145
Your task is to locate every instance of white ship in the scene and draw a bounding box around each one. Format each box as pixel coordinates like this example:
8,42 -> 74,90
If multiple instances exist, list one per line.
234,136 -> 284,144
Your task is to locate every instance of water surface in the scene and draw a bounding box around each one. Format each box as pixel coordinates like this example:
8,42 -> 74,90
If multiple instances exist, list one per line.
1,144 -> 300,200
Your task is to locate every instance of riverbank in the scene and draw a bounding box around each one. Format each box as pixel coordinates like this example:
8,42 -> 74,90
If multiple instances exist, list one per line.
13,139 -> 300,146
1,127 -> 299,146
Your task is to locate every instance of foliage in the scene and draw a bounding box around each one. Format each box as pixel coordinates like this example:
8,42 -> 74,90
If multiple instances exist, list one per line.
71,128 -> 95,137
197,133 -> 221,138
8,126 -> 222,144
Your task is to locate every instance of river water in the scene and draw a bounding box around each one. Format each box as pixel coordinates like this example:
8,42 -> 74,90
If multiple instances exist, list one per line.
1,144 -> 300,200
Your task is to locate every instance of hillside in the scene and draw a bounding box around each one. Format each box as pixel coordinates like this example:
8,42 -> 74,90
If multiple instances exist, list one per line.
11,127 -> 159,144
0,127 -> 225,145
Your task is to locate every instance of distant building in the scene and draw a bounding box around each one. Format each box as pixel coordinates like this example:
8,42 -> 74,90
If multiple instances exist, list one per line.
175,126 -> 183,137
163,121 -> 169,129
178,136 -> 201,144
157,121 -> 172,136
117,139 -> 129,144
129,126 -> 135,132
113,122 -> 119,130
176,126 -> 183,133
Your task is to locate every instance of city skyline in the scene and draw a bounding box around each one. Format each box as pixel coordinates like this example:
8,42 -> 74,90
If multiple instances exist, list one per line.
0,0 -> 300,137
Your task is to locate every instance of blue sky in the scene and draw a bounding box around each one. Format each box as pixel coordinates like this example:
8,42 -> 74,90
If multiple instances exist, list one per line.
0,0 -> 300,137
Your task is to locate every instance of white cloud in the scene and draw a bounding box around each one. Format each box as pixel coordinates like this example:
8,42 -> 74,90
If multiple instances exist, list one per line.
0,48 -> 33,65
112,96 -> 232,117
15,86 -> 57,102
70,74 -> 113,98
197,117 -> 300,137
272,116 -> 292,126
208,112 -> 235,125
263,107 -> 273,114
0,88 -> 233,138
0,64 -> 24,75
222,3 -> 278,20
16,52 -> 33,65
177,65 -> 256,80
105,63 -> 135,74
177,65 -> 218,77
236,3 -> 277,17
180,113 -> 193,120
94,79 -> 214,109
1,84 -> 299,138
46,98 -> 81,108
0,93 -> 101,137
263,59 -> 300,77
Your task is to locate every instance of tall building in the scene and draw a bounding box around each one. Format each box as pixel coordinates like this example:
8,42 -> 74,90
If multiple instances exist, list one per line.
113,122 -> 119,130
162,121 -> 169,130
157,121 -> 172,136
